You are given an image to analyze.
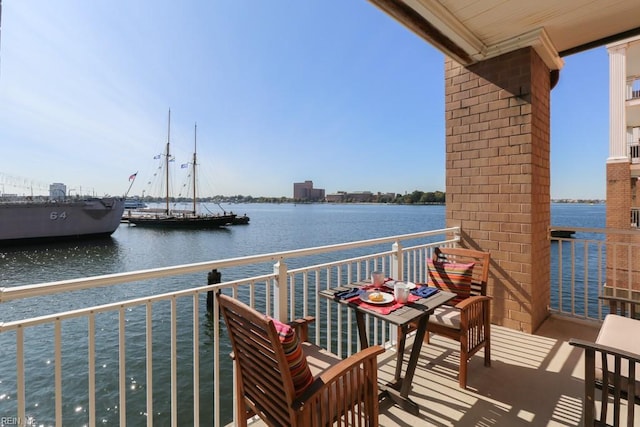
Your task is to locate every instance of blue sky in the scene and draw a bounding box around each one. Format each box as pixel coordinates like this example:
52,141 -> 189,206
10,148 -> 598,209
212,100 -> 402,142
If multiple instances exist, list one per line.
0,1 -> 608,199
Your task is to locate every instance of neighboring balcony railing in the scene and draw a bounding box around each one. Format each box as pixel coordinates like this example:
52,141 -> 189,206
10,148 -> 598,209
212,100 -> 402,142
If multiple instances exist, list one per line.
630,141 -> 640,163
549,226 -> 640,318
1,226 -> 639,426
632,207 -> 640,228
626,77 -> 640,100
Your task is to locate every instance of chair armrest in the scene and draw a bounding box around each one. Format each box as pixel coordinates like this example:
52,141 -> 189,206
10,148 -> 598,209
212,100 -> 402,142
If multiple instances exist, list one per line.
569,338 -> 640,363
293,345 -> 385,409
316,345 -> 385,383
570,338 -> 640,420
455,295 -> 491,331
289,316 -> 315,342
455,295 -> 491,312
599,295 -> 640,318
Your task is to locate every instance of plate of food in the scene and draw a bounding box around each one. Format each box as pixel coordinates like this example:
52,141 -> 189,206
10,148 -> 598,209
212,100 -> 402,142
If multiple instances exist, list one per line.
360,291 -> 394,305
384,280 -> 417,290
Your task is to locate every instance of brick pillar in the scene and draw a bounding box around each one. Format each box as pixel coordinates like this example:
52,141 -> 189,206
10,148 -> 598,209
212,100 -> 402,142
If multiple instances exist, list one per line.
606,162 -> 631,230
445,47 -> 551,333
605,162 -> 640,292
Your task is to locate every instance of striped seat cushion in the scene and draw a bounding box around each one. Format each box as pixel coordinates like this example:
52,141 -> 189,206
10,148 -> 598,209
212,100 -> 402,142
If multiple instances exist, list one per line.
427,259 -> 475,305
272,318 -> 314,397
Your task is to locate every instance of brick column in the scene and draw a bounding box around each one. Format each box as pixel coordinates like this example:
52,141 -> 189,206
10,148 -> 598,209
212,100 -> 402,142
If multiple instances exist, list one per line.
606,162 -> 631,231
445,47 -> 551,333
605,161 -> 640,294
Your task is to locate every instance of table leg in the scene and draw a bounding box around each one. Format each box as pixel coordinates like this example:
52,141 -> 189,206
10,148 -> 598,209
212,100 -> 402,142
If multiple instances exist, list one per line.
400,314 -> 429,398
394,324 -> 408,381
355,311 -> 368,349
378,315 -> 430,415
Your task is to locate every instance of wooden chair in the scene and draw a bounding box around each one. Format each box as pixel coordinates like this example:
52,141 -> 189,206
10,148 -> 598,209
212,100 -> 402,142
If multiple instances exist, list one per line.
600,294 -> 640,320
217,292 -> 384,427
569,296 -> 640,426
401,246 -> 491,388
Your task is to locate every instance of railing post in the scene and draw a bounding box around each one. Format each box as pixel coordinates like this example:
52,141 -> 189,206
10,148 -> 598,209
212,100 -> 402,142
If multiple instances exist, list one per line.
631,207 -> 640,228
273,260 -> 288,321
390,241 -> 404,345
392,241 -> 403,281
206,269 -> 221,312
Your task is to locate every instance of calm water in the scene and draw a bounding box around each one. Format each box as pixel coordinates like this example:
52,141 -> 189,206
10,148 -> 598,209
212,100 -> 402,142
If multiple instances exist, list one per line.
550,203 -> 607,317
0,202 -> 605,425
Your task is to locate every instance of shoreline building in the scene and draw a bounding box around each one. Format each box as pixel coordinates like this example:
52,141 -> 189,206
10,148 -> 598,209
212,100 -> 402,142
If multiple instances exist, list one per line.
325,191 -> 347,203
326,191 -> 376,203
606,35 -> 640,295
293,180 -> 325,202
49,183 -> 67,200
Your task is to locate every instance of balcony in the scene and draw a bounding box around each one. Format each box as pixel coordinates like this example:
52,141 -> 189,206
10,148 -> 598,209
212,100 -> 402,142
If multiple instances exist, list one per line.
0,226 -> 638,426
627,77 -> 640,101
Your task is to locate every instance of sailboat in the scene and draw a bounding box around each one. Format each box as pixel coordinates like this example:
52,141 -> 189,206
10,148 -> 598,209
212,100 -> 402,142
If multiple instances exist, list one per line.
127,112 -> 244,229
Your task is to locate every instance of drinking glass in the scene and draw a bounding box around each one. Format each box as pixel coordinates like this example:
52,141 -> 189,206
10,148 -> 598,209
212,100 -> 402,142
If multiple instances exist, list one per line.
371,271 -> 385,288
394,282 -> 409,303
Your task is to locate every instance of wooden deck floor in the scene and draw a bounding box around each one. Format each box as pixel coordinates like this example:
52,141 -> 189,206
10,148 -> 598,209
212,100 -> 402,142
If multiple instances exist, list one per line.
240,315 -> 640,426
376,315 -> 599,426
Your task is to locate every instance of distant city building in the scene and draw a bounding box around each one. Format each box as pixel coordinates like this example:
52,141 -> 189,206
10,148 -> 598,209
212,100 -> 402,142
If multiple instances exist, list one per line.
325,191 -> 347,203
49,183 -> 67,200
326,191 -> 377,203
347,191 -> 374,202
293,180 -> 325,201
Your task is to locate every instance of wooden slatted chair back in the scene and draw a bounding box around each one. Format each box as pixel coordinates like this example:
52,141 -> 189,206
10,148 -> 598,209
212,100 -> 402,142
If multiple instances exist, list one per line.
218,292 -> 384,426
432,246 -> 490,297
218,293 -> 296,426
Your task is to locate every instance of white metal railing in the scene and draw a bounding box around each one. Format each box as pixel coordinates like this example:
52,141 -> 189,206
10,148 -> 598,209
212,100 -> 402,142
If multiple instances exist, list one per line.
5,225 -> 637,426
629,142 -> 640,163
626,77 -> 640,100
0,227 -> 458,427
632,207 -> 640,228
549,226 -> 640,320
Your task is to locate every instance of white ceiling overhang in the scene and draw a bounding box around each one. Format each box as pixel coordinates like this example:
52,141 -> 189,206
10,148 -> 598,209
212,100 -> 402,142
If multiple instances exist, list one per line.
368,0 -> 640,71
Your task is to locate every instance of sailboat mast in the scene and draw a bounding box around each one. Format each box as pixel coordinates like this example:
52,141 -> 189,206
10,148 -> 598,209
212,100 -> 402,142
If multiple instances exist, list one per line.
192,123 -> 197,215
165,109 -> 171,215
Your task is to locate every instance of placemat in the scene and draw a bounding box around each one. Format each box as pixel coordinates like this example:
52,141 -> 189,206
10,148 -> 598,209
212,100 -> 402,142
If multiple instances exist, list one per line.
346,291 -> 420,315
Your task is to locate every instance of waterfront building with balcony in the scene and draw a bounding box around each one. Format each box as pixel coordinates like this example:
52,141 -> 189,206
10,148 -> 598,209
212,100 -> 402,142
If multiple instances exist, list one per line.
606,36 -> 640,295
607,35 -> 640,227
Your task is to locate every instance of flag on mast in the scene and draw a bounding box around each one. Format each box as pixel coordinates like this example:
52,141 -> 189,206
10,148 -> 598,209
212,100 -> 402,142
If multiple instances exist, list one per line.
129,172 -> 138,181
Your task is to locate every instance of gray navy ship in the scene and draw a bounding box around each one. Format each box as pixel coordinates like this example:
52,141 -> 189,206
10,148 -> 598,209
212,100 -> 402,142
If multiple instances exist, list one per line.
0,182 -> 125,245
